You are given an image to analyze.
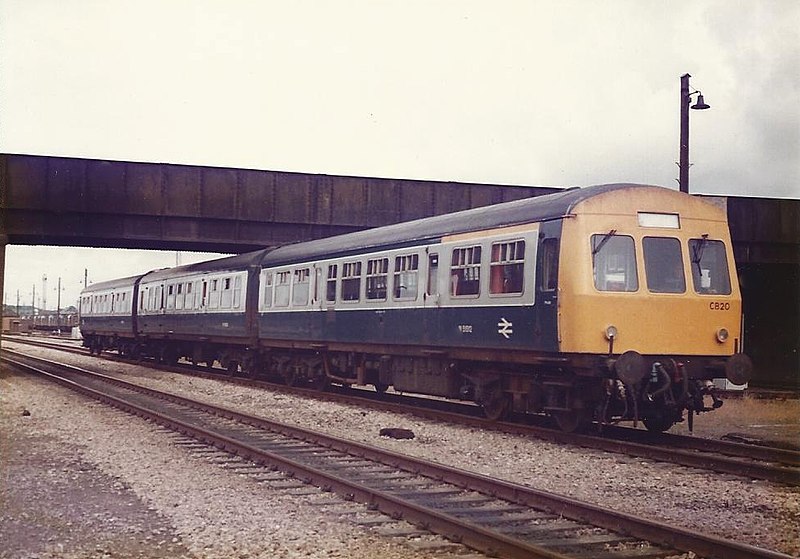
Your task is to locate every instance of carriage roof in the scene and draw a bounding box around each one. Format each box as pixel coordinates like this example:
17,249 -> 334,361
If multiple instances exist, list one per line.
259,183 -> 658,266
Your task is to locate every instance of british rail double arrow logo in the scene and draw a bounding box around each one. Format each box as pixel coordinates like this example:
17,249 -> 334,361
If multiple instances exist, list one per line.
497,317 -> 513,339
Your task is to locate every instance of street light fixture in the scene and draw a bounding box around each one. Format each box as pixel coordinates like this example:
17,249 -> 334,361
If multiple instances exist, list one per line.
678,73 -> 711,194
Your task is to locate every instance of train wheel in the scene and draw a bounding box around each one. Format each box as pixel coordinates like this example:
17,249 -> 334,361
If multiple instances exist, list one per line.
284,369 -> 299,387
311,372 -> 330,391
482,387 -> 510,421
373,383 -> 389,394
241,353 -> 260,378
552,410 -> 588,433
160,346 -> 179,365
643,413 -> 674,433
304,359 -> 329,391
224,359 -> 240,376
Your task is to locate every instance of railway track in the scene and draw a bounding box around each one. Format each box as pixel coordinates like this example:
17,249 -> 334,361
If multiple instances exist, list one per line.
5,335 -> 800,488
3,348 -> 792,559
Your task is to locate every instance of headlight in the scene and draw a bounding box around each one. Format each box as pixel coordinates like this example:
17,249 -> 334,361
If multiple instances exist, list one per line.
716,328 -> 729,343
605,325 -> 618,340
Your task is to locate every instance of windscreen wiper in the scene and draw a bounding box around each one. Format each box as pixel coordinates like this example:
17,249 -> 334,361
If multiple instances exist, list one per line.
591,229 -> 617,261
691,233 -> 709,273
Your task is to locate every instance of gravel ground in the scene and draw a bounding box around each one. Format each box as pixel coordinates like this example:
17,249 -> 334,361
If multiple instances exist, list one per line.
2,342 -> 799,558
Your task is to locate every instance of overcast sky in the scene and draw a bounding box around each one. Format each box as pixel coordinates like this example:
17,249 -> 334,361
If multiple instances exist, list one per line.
1,1 -> 798,311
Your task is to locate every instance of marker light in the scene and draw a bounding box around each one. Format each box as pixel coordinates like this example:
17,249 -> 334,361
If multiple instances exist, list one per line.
605,325 -> 618,340
716,328 -> 729,343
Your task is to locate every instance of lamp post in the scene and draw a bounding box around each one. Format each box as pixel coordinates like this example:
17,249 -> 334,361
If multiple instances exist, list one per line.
678,73 -> 711,194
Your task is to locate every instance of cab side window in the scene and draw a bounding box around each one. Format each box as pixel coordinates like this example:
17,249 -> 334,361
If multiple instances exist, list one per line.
540,238 -> 559,291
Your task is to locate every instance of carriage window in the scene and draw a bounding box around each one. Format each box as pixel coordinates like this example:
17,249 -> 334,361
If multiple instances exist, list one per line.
394,254 -> 419,300
341,261 -> 362,302
541,238 -> 559,291
490,240 -> 525,295
262,272 -> 273,308
451,246 -> 482,297
274,271 -> 291,307
591,234 -> 638,292
167,284 -> 177,310
293,268 -> 310,306
176,283 -> 184,310
644,237 -> 685,293
366,258 -> 389,300
326,265 -> 338,303
233,276 -> 243,308
689,238 -> 731,295
208,279 -> 220,309
220,277 -> 233,308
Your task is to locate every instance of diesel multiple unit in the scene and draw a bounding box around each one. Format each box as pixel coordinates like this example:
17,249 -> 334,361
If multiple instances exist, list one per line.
80,183 -> 752,432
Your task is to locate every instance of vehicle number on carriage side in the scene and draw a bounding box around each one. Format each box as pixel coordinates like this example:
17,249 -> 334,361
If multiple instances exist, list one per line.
708,301 -> 731,311
458,324 -> 473,334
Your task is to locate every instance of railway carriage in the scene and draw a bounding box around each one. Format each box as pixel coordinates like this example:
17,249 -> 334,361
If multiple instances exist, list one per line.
79,274 -> 144,355
134,249 -> 270,368
250,183 -> 751,432
79,183 -> 752,432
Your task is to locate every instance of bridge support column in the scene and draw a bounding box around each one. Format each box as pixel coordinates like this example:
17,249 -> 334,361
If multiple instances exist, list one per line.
1,152 -> 7,350
0,238 -> 6,351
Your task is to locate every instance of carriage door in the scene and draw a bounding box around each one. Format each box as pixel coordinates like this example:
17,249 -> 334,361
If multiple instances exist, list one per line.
535,229 -> 560,351
422,250 -> 441,344
423,251 -> 440,308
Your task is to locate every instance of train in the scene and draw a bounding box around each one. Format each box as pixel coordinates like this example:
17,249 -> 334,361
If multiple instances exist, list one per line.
79,183 -> 753,433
